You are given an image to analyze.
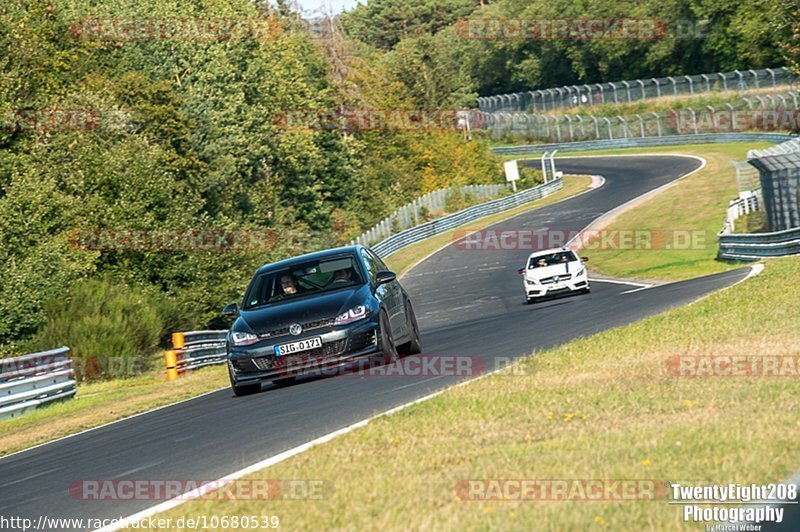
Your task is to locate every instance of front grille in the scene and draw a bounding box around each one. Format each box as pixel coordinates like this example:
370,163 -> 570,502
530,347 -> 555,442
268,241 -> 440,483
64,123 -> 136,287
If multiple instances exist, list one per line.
250,339 -> 348,371
259,318 -> 335,340
540,274 -> 572,284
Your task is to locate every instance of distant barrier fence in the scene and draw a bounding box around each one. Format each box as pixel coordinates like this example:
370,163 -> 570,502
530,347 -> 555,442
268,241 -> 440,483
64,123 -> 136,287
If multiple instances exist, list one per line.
371,177 -> 563,258
164,331 -> 227,380
478,91 -> 800,141
490,133 -> 796,156
0,347 -> 76,420
478,67 -> 794,113
353,183 -> 511,248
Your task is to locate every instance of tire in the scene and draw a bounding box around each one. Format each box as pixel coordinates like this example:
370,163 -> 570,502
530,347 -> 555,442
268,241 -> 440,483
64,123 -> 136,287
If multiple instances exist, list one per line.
272,376 -> 296,386
526,297 -> 536,304
581,286 -> 591,294
398,300 -> 422,356
229,368 -> 261,397
378,309 -> 398,364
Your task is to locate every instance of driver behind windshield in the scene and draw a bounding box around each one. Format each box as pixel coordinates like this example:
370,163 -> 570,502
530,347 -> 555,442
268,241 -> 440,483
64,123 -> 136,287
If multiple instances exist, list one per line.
279,274 -> 302,297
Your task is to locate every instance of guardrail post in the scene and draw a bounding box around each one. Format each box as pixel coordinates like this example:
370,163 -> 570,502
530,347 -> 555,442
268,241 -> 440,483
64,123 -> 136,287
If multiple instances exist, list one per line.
749,69 -> 759,89
735,70 -> 744,91
718,72 -> 727,92
164,350 -> 178,381
590,115 -> 599,139
651,78 -> 660,97
603,117 -> 613,139
636,114 -> 645,137
667,76 -> 678,95
609,82 -> 619,104
652,112 -> 662,137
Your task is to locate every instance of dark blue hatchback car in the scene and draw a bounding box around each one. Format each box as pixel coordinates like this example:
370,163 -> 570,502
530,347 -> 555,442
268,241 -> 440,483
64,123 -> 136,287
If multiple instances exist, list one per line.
222,245 -> 421,396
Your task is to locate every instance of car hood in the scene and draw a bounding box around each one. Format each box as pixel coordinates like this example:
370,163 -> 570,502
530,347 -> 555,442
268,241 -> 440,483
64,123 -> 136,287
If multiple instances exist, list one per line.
234,286 -> 368,334
525,261 -> 582,280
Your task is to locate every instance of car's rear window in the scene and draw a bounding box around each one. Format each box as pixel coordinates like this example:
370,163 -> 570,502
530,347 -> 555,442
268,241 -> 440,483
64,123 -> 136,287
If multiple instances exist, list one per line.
528,251 -> 578,269
243,254 -> 364,309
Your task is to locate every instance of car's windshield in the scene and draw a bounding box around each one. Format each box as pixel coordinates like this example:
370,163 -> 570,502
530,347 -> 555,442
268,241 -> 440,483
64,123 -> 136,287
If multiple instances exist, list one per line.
243,255 -> 364,309
528,251 -> 578,269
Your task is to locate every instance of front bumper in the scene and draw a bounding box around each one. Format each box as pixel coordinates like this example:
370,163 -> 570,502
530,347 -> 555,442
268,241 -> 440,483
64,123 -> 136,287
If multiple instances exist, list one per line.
524,275 -> 589,298
228,319 -> 380,383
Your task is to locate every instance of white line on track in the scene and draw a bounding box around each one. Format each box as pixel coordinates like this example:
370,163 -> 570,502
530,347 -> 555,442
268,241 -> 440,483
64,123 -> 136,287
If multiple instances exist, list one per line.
95,368 -> 507,532
588,277 -> 652,289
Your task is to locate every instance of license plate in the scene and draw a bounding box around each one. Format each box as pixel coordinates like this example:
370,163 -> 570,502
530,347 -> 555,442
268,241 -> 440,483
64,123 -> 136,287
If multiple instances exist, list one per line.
274,336 -> 322,357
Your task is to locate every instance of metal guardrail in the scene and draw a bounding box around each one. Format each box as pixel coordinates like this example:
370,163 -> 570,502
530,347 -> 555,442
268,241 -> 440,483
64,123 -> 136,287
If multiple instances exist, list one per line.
372,177 -> 563,258
353,183 -> 511,248
0,347 -> 76,420
478,67 -> 793,113
490,133 -> 796,156
718,226 -> 800,260
165,331 -> 228,379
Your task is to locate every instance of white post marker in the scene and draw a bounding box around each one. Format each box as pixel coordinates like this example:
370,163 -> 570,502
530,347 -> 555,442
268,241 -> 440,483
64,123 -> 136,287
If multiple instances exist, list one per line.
504,159 -> 520,192
549,149 -> 558,181
540,151 -> 549,183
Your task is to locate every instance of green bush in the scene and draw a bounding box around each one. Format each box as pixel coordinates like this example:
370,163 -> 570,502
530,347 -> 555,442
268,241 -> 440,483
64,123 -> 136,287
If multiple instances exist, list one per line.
26,278 -> 183,380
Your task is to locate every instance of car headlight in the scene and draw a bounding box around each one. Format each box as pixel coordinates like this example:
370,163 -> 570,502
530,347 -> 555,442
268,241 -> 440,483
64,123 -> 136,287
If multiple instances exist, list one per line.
575,267 -> 585,277
526,279 -> 538,285
335,305 -> 370,325
231,331 -> 259,346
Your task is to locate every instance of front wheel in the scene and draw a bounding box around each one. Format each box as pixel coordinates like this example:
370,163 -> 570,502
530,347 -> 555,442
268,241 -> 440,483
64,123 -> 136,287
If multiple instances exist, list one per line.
398,300 -> 422,355
378,309 -> 398,364
229,365 -> 261,396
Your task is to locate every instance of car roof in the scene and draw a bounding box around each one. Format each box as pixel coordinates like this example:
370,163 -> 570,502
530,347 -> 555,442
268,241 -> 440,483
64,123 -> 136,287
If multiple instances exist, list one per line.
527,247 -> 577,259
254,245 -> 365,275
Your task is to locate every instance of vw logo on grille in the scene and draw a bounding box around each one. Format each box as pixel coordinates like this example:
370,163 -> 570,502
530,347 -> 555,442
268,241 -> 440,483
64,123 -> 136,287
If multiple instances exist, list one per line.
289,323 -> 303,336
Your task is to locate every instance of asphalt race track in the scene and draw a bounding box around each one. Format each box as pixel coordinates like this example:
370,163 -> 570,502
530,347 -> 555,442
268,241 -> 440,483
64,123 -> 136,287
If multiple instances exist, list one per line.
0,156 -> 756,530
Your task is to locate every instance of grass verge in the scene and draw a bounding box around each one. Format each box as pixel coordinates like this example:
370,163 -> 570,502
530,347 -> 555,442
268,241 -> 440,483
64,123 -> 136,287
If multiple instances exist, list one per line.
0,175 -> 592,456
160,256 -> 800,531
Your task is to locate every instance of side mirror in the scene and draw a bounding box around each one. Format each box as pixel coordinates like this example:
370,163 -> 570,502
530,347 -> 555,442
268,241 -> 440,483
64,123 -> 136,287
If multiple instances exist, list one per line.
517,268 -> 525,275
581,257 -> 589,263
375,271 -> 397,285
222,302 -> 239,318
